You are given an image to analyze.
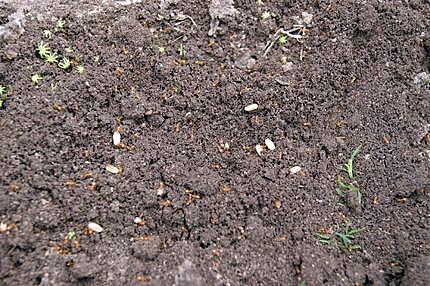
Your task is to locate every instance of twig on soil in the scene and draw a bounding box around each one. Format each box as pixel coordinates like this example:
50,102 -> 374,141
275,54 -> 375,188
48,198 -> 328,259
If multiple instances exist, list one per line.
174,14 -> 197,28
263,25 -> 307,57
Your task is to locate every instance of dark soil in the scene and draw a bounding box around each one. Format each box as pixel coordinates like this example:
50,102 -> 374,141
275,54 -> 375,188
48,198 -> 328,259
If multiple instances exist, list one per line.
1,0 -> 429,285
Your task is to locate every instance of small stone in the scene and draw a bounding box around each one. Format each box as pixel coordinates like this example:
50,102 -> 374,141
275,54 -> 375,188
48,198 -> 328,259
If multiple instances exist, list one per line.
134,217 -> 145,225
282,62 -> 295,72
0,222 -> 7,232
245,104 -> 258,112
113,131 -> 121,146
256,144 -> 264,156
265,138 -> 275,150
4,50 -> 18,60
88,222 -> 104,233
106,164 -> 121,174
289,166 -> 302,174
156,182 -> 166,196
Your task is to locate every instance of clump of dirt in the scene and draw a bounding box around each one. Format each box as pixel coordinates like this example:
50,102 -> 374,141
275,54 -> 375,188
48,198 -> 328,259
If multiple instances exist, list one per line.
0,0 -> 429,285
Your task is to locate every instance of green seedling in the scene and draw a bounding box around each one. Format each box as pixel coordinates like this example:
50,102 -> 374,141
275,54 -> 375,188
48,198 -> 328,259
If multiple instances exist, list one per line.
0,84 -> 6,96
315,233 -> 331,245
343,145 -> 361,179
256,0 -> 264,5
58,57 -> 71,70
65,47 -> 73,53
278,35 -> 288,45
335,225 -> 365,251
75,65 -> 85,74
43,30 -> 52,39
158,46 -> 166,53
55,19 -> 65,31
261,11 -> 272,21
281,55 -> 288,65
31,74 -> 43,84
387,258 -> 404,273
66,230 -> 76,241
336,176 -> 362,205
178,44 -> 185,58
298,282 -> 306,286
45,52 -> 59,64
36,41 -> 51,59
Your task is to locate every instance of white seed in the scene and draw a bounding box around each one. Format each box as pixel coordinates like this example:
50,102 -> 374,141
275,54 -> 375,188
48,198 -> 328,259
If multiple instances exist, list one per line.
106,164 -> 120,174
0,222 -> 7,232
113,131 -> 121,146
244,104 -> 258,112
134,217 -> 143,224
289,166 -> 302,174
88,222 -> 104,233
256,144 -> 264,156
265,138 -> 275,151
157,182 -> 166,196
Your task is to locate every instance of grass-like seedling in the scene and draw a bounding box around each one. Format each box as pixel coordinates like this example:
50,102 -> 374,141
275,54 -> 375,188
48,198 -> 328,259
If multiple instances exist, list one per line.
43,30 -> 52,39
261,11 -> 272,21
336,176 -> 362,205
158,46 -> 166,53
178,44 -> 185,58
66,230 -> 76,241
45,52 -> 59,64
344,145 -> 361,179
278,35 -> 288,45
316,223 -> 365,251
0,84 -> 6,96
36,41 -> 51,59
55,19 -> 65,32
65,47 -> 73,53
75,65 -> 85,74
58,57 -> 71,70
31,74 -> 43,84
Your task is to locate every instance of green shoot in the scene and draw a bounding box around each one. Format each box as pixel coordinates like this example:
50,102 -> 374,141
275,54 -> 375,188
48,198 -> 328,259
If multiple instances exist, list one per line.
58,57 -> 71,70
315,233 -> 331,245
336,176 -> 362,205
0,84 -> 6,96
261,11 -> 272,21
256,0 -> 264,5
158,46 -> 166,53
335,225 -> 365,251
43,30 -> 52,39
55,19 -> 65,31
31,74 -> 43,84
281,55 -> 288,65
178,44 -> 185,58
36,41 -> 51,59
75,65 -> 85,74
344,145 -> 361,179
66,230 -> 76,241
278,35 -> 288,46
65,47 -> 73,53
298,282 -> 306,286
45,52 -> 59,64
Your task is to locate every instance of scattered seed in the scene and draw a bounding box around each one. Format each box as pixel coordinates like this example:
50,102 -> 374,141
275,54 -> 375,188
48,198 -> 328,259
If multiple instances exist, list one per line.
87,222 -> 103,233
265,138 -> 276,150
289,166 -> 302,174
157,182 -> 166,196
134,217 -> 144,225
106,164 -> 121,174
113,131 -> 121,146
0,222 -> 8,232
274,200 -> 282,209
245,104 -> 258,112
256,144 -> 264,156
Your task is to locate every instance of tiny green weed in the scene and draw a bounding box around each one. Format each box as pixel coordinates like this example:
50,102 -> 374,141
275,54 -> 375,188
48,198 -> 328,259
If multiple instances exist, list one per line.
0,84 -> 6,96
278,35 -> 288,45
36,41 -> 51,59
316,223 -> 365,251
158,46 -> 166,53
343,145 -> 361,179
65,47 -> 73,53
66,230 -> 77,241
55,19 -> 65,31
45,52 -> 59,64
261,11 -> 272,21
31,74 -> 43,84
75,65 -> 85,74
256,0 -> 264,5
178,44 -> 185,58
43,30 -> 52,39
58,57 -> 71,70
336,176 -> 362,205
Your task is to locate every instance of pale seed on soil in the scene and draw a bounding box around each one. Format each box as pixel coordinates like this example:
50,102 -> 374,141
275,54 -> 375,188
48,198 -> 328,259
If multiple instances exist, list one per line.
289,166 -> 302,174
113,131 -> 121,146
157,182 -> 166,196
88,222 -> 104,233
256,144 -> 264,156
134,217 -> 144,224
106,164 -> 121,174
245,104 -> 258,112
265,139 -> 275,150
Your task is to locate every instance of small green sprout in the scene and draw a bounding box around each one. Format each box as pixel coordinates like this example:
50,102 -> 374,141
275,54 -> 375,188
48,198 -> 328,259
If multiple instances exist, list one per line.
66,230 -> 76,241
278,35 -> 288,45
336,176 -> 362,205
315,233 -> 331,245
75,65 -> 85,74
158,46 -> 166,53
0,84 -> 6,96
45,52 -> 59,64
256,0 -> 264,5
55,19 -> 65,31
335,225 -> 365,251
65,47 -> 73,53
36,41 -> 51,59
43,30 -> 52,39
281,55 -> 288,65
261,11 -> 272,21
298,282 -> 306,286
58,57 -> 71,70
178,44 -> 185,58
344,145 -> 361,179
31,74 -> 43,84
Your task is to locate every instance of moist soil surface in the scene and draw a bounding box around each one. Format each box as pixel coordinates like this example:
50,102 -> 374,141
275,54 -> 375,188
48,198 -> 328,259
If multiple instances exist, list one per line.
1,0 -> 429,285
